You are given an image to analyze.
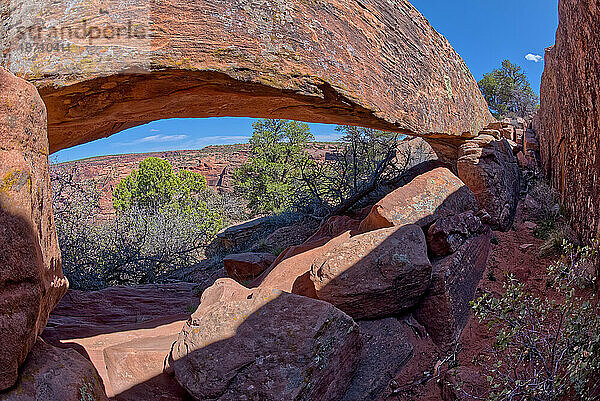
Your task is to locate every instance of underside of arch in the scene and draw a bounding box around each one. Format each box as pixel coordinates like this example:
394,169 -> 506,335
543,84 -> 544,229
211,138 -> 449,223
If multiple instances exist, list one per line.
2,0 -> 493,154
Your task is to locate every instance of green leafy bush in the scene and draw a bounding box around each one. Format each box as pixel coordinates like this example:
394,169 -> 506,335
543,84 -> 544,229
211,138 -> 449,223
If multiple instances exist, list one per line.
113,157 -> 211,213
52,158 -> 240,289
466,242 -> 600,401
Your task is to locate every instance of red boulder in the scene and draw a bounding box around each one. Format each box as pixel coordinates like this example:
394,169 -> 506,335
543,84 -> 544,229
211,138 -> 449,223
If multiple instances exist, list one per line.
170,279 -> 362,401
223,252 -> 276,282
359,167 -> 478,233
310,225 -> 432,319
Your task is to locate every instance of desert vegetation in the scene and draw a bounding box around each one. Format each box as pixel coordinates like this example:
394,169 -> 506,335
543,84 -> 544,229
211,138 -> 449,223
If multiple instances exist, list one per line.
52,120 -> 433,290
52,157 -> 244,289
479,59 -> 539,119
234,119 -> 433,219
525,177 -> 578,255
458,241 -> 600,401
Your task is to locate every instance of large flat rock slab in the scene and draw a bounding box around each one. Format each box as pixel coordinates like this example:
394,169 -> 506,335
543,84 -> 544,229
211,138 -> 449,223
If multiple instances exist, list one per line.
359,166 -> 478,233
41,283 -> 200,400
1,0 -> 492,152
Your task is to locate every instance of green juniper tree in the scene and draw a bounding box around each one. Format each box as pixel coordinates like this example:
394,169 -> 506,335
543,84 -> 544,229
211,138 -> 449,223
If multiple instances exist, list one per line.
233,119 -> 314,215
478,59 -> 539,118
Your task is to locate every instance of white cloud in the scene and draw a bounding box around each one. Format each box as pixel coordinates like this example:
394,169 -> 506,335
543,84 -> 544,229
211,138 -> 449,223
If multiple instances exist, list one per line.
314,133 -> 343,142
525,53 -> 543,63
137,134 -> 188,143
116,134 -> 188,146
187,135 -> 251,148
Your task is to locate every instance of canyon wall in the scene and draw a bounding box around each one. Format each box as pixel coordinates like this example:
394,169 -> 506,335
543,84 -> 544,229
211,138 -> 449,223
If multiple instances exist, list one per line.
51,143 -> 339,217
538,0 -> 600,242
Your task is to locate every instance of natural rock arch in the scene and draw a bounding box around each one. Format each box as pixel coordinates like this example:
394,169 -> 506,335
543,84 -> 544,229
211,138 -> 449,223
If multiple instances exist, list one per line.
0,0 -> 503,393
2,0 -> 492,154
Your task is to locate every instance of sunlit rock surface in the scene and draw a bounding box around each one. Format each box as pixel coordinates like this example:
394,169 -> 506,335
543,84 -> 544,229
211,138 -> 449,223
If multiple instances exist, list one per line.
1,0 -> 492,153
538,0 -> 600,242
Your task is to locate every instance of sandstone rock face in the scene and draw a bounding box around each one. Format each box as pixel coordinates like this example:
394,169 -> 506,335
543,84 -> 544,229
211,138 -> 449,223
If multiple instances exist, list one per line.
0,337 -> 108,401
0,67 -> 67,390
415,230 -> 492,347
456,135 -> 520,231
251,218 -> 320,254
538,0 -> 600,242
310,225 -> 432,320
1,0 -> 492,153
341,318 -> 414,401
209,216 -> 270,255
42,283 -> 199,400
170,279 -> 361,401
359,167 -> 478,233
103,334 -> 180,399
427,211 -> 484,256
223,252 -> 276,282
252,216 -> 361,296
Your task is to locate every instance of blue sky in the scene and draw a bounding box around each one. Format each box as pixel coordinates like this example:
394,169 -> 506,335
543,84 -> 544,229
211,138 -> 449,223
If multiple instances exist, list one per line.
52,0 -> 559,164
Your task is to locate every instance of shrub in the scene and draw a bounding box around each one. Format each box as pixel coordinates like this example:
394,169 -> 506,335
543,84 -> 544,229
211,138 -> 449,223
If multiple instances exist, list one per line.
527,178 -> 578,255
464,242 -> 600,401
296,126 -> 400,217
113,157 -> 211,213
52,159 -> 237,289
61,204 -> 221,289
528,178 -> 561,223
539,225 -> 577,257
478,59 -> 539,119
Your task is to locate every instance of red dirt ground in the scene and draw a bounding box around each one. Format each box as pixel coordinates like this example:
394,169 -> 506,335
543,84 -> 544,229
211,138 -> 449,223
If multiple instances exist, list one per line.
385,202 -> 558,401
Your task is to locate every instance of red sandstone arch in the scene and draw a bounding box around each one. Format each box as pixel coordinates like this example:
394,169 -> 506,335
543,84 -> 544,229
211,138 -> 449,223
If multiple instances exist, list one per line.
0,0 -> 498,391
3,0 -> 492,154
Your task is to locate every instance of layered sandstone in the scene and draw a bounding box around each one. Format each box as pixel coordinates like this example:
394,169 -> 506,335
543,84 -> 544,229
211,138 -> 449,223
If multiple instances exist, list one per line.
456,134 -> 520,231
2,0 -> 492,153
415,229 -> 492,347
0,68 -> 67,390
538,0 -> 600,242
170,279 -> 362,401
